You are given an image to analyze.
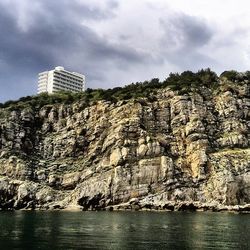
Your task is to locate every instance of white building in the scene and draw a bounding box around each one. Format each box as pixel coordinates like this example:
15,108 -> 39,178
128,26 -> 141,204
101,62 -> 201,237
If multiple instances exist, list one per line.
38,66 -> 85,94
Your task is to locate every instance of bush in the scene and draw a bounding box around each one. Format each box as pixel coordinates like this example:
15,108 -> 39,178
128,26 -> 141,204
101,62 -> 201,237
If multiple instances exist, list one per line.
162,68 -> 218,93
220,70 -> 238,81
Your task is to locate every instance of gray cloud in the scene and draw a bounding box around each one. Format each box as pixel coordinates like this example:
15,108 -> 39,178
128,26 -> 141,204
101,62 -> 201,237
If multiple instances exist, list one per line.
0,0 -> 152,102
160,15 -> 212,48
159,14 -> 217,70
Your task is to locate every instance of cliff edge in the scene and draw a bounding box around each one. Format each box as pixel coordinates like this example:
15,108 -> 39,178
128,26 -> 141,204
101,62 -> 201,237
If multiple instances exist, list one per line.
0,70 -> 249,211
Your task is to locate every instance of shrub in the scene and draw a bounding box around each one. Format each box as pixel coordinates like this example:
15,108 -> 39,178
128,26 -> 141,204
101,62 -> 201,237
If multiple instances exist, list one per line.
162,68 -> 218,93
220,70 -> 238,81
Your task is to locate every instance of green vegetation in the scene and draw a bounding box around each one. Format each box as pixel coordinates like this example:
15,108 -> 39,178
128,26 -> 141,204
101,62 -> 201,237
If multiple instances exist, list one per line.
220,70 -> 250,82
220,70 -> 238,81
0,68 -> 248,111
162,68 -> 218,92
0,92 -> 86,111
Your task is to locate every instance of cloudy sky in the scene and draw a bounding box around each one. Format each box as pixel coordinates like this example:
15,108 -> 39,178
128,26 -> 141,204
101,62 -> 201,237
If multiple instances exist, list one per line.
0,0 -> 250,102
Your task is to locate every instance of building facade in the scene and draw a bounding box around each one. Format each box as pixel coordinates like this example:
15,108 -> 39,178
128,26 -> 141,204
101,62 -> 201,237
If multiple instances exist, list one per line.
38,66 -> 85,94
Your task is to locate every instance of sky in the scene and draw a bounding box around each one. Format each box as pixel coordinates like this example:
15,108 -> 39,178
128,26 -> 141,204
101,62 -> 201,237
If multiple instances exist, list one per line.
0,0 -> 250,102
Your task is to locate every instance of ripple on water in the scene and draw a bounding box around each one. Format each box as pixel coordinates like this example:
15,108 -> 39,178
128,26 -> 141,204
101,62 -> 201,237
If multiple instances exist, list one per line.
0,211 -> 249,250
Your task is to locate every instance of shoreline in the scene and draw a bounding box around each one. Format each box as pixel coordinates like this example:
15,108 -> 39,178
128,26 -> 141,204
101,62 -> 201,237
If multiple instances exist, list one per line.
1,202 -> 250,213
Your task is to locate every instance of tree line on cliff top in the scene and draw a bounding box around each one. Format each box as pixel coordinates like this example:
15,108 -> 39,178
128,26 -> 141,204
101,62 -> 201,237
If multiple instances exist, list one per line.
0,69 -> 249,110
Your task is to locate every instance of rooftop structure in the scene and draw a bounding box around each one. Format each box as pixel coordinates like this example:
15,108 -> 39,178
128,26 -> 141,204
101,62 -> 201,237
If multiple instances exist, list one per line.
38,66 -> 85,94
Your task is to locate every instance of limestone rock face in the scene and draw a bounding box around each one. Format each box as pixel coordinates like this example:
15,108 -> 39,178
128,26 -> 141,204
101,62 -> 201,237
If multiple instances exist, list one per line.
0,81 -> 249,210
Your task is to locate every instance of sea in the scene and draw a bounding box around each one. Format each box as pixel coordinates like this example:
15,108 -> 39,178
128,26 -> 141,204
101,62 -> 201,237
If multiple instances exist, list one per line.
0,211 -> 249,250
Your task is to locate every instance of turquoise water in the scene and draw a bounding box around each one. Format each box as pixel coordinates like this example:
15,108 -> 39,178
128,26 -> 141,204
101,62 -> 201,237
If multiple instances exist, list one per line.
0,211 -> 249,249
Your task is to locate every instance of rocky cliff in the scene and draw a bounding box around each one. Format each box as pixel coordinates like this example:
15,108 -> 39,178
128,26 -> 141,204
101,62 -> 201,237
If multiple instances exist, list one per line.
0,76 -> 250,211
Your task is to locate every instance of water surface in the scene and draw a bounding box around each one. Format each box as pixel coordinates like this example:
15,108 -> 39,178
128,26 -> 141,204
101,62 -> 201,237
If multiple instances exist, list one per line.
0,211 -> 249,249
